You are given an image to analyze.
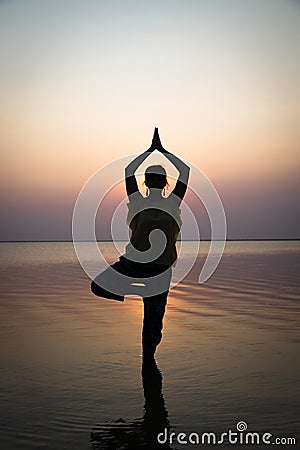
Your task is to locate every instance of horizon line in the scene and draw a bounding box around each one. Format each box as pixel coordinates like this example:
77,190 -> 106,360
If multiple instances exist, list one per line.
0,238 -> 299,243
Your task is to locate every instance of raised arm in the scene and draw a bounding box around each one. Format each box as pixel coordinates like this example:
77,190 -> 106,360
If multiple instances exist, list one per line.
125,133 -> 156,197
153,129 -> 190,202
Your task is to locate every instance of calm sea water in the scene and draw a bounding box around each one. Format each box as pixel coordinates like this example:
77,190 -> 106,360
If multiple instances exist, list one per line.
0,241 -> 299,449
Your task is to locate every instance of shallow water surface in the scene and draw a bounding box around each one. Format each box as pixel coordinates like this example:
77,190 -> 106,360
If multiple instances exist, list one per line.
0,241 -> 299,449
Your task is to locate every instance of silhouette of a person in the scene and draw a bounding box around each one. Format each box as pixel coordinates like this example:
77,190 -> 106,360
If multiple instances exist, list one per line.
91,128 -> 190,359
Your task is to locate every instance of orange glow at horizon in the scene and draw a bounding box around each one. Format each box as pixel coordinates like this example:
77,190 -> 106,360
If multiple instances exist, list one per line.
0,0 -> 299,240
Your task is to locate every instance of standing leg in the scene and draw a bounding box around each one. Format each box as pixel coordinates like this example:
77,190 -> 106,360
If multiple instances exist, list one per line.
142,291 -> 168,359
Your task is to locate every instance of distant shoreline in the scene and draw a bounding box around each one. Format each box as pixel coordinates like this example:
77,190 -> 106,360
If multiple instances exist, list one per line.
1,239 -> 299,243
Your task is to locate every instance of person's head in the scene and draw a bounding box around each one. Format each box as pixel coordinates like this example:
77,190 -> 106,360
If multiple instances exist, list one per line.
144,165 -> 168,190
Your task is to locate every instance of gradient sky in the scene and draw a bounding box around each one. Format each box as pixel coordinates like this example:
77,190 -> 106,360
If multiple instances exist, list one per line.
0,0 -> 299,240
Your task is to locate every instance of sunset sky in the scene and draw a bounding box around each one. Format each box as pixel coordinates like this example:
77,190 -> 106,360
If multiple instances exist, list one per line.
1,0 -> 299,240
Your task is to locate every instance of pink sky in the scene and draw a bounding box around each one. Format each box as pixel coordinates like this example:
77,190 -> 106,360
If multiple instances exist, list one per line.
0,0 -> 299,240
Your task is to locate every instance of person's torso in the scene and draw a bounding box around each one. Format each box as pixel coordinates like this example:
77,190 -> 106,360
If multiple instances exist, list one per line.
125,197 -> 181,266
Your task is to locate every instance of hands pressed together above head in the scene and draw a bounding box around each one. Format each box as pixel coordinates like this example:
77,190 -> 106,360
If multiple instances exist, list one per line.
149,127 -> 168,154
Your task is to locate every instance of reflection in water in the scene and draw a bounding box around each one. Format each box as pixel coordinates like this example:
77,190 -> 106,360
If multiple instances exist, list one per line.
91,359 -> 172,449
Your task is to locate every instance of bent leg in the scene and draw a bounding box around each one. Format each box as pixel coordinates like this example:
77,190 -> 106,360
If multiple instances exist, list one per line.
142,291 -> 168,358
91,279 -> 124,301
91,262 -> 127,301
